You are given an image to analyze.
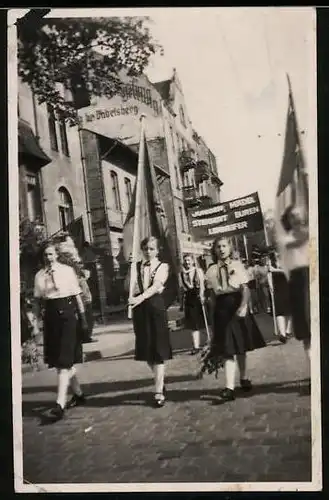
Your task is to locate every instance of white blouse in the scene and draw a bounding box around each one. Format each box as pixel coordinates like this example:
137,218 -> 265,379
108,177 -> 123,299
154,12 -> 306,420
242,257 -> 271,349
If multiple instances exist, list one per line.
34,262 -> 82,300
282,237 -> 309,272
205,259 -> 249,295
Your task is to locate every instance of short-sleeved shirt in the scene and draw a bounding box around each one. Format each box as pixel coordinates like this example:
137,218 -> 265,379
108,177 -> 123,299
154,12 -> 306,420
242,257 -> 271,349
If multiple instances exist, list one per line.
205,259 -> 249,295
281,235 -> 309,272
34,262 -> 82,300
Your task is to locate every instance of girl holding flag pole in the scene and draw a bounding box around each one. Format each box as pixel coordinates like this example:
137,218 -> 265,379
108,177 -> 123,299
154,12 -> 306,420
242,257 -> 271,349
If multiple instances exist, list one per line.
128,236 -> 173,408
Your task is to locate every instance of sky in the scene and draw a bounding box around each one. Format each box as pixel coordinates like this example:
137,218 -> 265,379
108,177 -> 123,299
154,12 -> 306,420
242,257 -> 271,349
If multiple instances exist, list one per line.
145,7 -> 316,212
11,7 -> 316,212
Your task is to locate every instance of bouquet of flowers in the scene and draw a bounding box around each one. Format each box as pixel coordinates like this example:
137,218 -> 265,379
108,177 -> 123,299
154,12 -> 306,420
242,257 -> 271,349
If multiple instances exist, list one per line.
196,343 -> 225,379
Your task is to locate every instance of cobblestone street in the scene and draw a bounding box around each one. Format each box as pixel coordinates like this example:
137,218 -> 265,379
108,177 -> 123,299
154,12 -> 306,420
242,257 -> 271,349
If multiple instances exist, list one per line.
21,318 -> 311,486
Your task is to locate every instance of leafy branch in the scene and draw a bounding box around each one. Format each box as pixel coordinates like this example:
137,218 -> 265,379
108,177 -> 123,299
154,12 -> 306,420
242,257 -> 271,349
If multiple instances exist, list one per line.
18,16 -> 163,126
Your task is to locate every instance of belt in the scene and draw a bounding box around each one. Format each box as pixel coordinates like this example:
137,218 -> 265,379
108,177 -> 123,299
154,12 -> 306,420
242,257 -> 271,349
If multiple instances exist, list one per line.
44,296 -> 75,305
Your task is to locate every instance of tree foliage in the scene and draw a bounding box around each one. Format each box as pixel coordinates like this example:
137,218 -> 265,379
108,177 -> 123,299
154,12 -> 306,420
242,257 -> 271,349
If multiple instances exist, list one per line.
19,218 -> 47,257
18,16 -> 162,126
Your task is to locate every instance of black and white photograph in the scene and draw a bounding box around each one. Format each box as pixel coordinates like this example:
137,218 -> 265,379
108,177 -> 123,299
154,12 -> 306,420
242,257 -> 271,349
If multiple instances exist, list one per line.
8,7 -> 320,492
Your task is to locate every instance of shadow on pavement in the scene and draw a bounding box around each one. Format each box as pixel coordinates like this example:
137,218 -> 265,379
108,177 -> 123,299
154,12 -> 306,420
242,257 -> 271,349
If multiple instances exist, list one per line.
22,373 -> 199,397
22,377 -> 310,419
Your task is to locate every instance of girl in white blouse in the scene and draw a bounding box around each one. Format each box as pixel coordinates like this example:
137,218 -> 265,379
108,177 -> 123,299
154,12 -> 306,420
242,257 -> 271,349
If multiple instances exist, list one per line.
33,242 -> 88,422
202,236 -> 266,402
128,236 -> 173,408
180,254 -> 206,355
280,205 -> 310,361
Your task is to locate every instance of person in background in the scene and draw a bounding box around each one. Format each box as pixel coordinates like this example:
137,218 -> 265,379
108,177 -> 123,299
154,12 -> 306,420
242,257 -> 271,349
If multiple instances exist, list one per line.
180,254 -> 206,355
281,205 -> 310,362
57,234 -> 95,343
80,267 -> 95,343
33,242 -> 88,422
254,256 -> 271,314
268,250 -> 292,344
246,259 -> 258,314
201,236 -> 266,402
128,237 -> 173,408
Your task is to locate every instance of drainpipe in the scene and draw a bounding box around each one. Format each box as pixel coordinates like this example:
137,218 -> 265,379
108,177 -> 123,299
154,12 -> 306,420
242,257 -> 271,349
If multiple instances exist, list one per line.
77,123 -> 93,242
31,88 -> 48,237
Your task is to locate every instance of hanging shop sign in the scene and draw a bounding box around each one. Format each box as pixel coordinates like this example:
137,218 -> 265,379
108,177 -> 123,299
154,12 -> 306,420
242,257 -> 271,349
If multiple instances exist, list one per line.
77,73 -> 163,144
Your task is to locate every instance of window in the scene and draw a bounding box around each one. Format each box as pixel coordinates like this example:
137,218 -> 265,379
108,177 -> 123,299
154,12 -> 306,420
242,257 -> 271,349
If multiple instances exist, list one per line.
59,119 -> 70,157
179,105 -> 186,128
178,206 -> 185,233
174,165 -> 180,190
58,187 -> 74,230
124,177 -> 132,205
47,104 -> 58,152
26,172 -> 42,222
199,181 -> 207,197
169,125 -> 175,151
110,171 -> 121,211
176,133 -> 180,151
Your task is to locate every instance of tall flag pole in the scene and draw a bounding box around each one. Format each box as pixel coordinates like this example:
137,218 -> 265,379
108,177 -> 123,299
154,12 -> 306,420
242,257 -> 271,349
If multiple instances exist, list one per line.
124,115 -> 179,319
126,115 -> 147,319
275,74 -> 309,276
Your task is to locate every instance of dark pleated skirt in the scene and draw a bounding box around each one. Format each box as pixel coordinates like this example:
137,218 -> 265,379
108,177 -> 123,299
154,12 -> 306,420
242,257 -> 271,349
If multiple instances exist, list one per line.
211,291 -> 266,357
43,296 -> 82,369
272,272 -> 291,316
132,293 -> 173,363
184,289 -> 205,330
289,267 -> 310,340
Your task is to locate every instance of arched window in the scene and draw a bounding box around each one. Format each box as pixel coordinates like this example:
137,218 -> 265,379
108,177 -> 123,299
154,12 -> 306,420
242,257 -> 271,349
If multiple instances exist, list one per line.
124,177 -> 132,206
179,105 -> 186,128
58,187 -> 74,230
110,171 -> 121,211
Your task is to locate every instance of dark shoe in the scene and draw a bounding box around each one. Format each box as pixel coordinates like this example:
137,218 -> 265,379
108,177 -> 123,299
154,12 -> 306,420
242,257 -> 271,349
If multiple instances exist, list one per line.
240,379 -> 253,392
279,335 -> 287,344
66,393 -> 86,409
190,348 -> 200,355
153,393 -> 166,408
47,403 -> 64,422
219,388 -> 235,401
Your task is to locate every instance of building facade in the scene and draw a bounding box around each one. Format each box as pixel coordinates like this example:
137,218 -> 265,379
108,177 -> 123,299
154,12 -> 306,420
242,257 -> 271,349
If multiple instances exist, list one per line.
18,80 -> 89,238
18,64 -> 223,312
153,69 -> 223,261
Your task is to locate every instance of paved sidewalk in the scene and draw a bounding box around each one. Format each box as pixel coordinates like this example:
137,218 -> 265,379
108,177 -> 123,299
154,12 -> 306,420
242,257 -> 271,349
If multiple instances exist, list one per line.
21,315 -> 312,486
23,306 -> 185,371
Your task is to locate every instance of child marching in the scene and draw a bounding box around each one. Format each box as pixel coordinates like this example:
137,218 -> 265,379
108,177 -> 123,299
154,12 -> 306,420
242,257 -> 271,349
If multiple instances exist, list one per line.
180,254 -> 206,355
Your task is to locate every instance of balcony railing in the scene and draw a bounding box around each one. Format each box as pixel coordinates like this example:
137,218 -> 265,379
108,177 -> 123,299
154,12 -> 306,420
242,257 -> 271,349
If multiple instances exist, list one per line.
178,149 -> 197,172
198,194 -> 212,208
182,185 -> 202,207
211,173 -> 223,186
194,160 -> 210,184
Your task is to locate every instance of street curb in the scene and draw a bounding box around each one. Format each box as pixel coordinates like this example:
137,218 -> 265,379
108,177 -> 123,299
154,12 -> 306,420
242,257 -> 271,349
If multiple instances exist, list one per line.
83,335 -> 135,362
21,318 -> 185,374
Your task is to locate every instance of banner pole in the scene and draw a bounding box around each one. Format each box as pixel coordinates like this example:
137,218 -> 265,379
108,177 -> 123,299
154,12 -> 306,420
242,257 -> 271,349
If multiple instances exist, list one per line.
192,252 -> 211,344
128,114 -> 147,320
243,234 -> 249,262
